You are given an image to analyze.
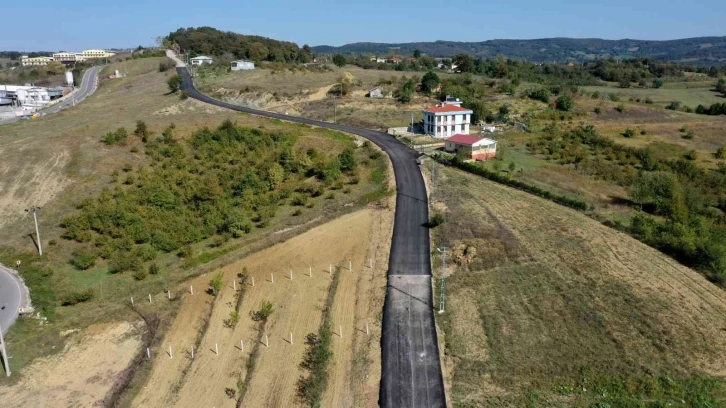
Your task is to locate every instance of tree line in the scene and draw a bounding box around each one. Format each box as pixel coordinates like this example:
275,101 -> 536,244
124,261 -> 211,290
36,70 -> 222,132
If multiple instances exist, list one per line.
165,27 -> 313,63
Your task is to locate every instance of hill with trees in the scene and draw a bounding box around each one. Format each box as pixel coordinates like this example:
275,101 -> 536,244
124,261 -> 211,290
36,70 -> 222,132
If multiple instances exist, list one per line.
165,26 -> 313,63
312,36 -> 726,66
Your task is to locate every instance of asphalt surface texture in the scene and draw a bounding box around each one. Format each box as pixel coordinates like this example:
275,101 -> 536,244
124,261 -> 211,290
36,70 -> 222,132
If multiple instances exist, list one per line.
177,66 -> 446,407
40,64 -> 103,115
0,263 -> 27,335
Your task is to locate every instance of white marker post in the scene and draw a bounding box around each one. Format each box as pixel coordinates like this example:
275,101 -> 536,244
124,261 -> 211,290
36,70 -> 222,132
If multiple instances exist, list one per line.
251,276 -> 255,287
329,264 -> 332,274
290,269 -> 293,280
339,325 -> 343,338
215,343 -> 219,355
290,332 -> 293,345
271,273 -> 274,283
191,346 -> 194,359
233,280 -> 236,290
349,261 -> 352,272
366,323 -> 369,335
148,294 -> 152,303
240,339 -> 244,351
169,346 -> 173,359
370,258 -> 373,269
146,347 -> 151,359
168,290 -> 171,300
130,297 -> 134,306
265,334 -> 269,348
190,285 -> 194,295
309,266 -> 312,277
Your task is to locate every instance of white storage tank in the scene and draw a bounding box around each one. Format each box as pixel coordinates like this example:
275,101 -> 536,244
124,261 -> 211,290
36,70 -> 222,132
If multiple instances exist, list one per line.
65,71 -> 74,86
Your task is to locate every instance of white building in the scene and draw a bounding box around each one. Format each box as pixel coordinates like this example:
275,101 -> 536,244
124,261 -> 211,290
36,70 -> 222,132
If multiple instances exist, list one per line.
231,60 -> 254,71
78,49 -> 115,59
20,56 -> 55,66
190,56 -> 213,65
422,96 -> 473,138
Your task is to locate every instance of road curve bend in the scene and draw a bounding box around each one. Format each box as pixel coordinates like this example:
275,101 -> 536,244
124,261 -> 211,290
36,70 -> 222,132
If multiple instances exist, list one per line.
177,67 -> 446,407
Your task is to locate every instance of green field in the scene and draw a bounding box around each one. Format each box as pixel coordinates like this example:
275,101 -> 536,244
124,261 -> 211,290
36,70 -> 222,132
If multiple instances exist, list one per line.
582,82 -> 724,108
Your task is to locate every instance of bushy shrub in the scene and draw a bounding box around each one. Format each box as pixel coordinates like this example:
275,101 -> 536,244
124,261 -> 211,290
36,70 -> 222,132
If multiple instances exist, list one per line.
555,95 -> 574,112
60,289 -> 94,306
623,128 -> 635,138
429,213 -> 445,227
69,249 -> 96,270
527,87 -> 551,103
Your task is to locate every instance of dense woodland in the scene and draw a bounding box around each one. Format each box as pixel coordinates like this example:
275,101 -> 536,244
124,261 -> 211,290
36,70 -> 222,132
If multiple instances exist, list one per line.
61,120 -> 377,277
165,27 -> 313,63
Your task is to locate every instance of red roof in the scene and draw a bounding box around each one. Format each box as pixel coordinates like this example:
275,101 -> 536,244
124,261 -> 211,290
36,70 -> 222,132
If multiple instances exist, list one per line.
446,134 -> 485,145
423,104 -> 472,113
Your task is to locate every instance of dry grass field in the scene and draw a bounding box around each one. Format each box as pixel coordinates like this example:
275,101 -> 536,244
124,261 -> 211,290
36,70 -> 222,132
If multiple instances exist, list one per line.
428,165 -> 726,407
197,65 -> 446,129
133,206 -> 392,408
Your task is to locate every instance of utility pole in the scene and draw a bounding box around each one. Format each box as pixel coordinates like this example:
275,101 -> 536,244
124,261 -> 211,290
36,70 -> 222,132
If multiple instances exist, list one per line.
437,247 -> 447,313
25,206 -> 42,256
0,324 -> 10,377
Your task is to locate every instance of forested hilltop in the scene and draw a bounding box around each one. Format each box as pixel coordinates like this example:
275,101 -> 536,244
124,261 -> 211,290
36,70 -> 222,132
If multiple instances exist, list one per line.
165,27 -> 314,63
313,37 -> 726,65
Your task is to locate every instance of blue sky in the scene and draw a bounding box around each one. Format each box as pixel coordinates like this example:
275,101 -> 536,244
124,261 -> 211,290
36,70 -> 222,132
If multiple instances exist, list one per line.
1,0 -> 724,51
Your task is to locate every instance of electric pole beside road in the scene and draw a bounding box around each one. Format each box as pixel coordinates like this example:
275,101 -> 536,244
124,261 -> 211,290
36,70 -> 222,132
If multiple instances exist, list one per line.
25,206 -> 42,256
437,247 -> 447,313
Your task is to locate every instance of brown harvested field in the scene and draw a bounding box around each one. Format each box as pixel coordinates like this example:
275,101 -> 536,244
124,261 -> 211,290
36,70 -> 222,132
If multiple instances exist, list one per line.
133,206 -> 392,408
429,164 -> 726,406
0,321 -> 142,407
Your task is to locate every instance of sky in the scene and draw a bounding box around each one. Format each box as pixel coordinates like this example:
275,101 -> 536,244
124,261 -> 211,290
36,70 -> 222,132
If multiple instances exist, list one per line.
1,0 -> 724,51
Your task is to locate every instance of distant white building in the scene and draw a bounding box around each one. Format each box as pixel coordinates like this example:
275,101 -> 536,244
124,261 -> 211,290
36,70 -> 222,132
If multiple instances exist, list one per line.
20,56 -> 55,66
422,96 -> 473,138
190,56 -> 213,65
231,60 -> 254,71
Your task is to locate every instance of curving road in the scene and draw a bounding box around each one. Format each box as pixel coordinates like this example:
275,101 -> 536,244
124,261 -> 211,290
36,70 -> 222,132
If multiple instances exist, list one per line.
0,263 -> 27,335
40,64 -> 104,115
176,64 -> 446,407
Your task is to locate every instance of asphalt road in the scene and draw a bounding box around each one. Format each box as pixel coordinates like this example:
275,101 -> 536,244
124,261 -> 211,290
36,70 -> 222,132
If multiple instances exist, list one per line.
177,67 -> 446,407
0,264 -> 26,335
40,64 -> 103,115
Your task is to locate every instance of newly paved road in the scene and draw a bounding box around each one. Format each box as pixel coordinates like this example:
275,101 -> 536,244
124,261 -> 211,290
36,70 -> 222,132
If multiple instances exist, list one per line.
176,66 -> 446,407
0,264 -> 27,335
40,65 -> 103,115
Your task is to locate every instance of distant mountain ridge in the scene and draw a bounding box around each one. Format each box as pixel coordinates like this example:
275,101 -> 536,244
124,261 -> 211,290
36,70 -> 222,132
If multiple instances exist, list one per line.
312,37 -> 726,65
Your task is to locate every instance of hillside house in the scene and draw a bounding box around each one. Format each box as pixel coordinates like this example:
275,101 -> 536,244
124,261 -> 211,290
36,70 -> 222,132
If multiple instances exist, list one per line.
445,134 -> 497,161
190,56 -> 213,65
231,60 -> 255,71
368,86 -> 383,98
422,96 -> 472,138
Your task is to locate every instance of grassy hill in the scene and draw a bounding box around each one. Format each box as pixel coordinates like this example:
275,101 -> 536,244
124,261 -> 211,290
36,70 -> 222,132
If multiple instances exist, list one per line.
313,36 -> 726,65
429,164 -> 726,406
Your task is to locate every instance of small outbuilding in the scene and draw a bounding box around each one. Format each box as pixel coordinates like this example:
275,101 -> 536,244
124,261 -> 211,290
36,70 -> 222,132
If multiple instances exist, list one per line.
445,134 -> 497,161
231,60 -> 255,71
190,56 -> 213,65
368,86 -> 383,98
